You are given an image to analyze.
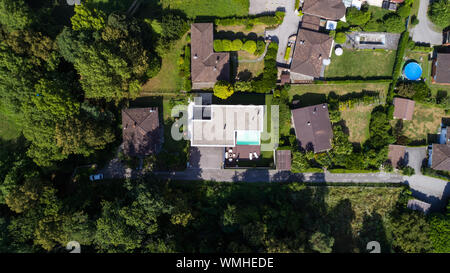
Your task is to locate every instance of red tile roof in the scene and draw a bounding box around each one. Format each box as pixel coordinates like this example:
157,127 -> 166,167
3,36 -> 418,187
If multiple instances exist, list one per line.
393,98 -> 415,120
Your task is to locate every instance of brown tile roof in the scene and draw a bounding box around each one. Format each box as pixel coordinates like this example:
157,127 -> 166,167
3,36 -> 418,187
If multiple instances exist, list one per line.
302,0 -> 346,20
280,71 -> 291,85
431,144 -> 450,171
291,104 -> 333,153
122,108 -> 161,157
301,14 -> 321,31
387,144 -> 406,168
433,53 -> 450,84
290,28 -> 333,78
191,23 -> 230,89
407,199 -> 431,214
276,150 -> 291,170
393,97 -> 415,120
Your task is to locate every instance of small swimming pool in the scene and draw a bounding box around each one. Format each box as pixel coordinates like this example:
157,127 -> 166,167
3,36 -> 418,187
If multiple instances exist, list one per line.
404,62 -> 422,81
236,130 -> 260,145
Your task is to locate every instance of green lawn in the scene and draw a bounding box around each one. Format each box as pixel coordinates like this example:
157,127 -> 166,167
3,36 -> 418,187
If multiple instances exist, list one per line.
341,104 -> 376,144
160,0 -> 249,18
325,49 -> 396,79
289,82 -> 390,100
0,113 -> 20,140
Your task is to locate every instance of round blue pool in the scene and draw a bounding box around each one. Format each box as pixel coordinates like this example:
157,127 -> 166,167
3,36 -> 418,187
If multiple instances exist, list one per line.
404,62 -> 422,80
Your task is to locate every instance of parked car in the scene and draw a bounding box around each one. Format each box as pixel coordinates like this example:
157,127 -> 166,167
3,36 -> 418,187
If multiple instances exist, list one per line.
89,173 -> 104,181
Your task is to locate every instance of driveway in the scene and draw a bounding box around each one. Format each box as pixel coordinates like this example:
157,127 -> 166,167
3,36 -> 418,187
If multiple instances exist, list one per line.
405,146 -> 427,174
264,0 -> 301,64
249,0 -> 289,15
188,147 -> 224,170
410,0 -> 442,45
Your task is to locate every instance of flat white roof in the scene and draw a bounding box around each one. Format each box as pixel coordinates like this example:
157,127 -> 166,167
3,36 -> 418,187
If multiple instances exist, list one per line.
188,103 -> 264,147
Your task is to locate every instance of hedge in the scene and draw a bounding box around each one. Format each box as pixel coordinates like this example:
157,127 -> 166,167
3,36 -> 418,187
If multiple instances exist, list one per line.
392,31 -> 409,81
313,79 -> 392,84
215,15 -> 283,27
422,167 -> 450,181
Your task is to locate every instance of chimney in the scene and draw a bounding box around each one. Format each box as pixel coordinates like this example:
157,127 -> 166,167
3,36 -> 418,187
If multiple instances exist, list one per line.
194,54 -> 198,59
313,107 -> 317,114
322,104 -> 326,108
307,121 -> 311,126
213,66 -> 217,71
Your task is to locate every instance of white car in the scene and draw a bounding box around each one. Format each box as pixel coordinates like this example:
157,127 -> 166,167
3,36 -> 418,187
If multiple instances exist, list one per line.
89,173 -> 104,181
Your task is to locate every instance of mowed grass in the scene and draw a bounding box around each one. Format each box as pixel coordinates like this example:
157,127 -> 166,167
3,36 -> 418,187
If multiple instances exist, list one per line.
140,36 -> 186,94
289,82 -> 390,99
161,0 -> 249,18
0,113 -> 20,140
325,49 -> 396,79
393,103 -> 446,141
341,105 -> 375,143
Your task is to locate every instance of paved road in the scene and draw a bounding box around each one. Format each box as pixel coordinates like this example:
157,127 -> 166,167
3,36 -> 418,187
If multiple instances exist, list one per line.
155,169 -> 404,183
264,0 -> 300,64
410,0 -> 442,45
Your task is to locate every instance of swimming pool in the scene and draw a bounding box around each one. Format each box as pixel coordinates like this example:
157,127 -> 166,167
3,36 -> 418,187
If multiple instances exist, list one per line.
404,62 -> 422,81
236,130 -> 260,145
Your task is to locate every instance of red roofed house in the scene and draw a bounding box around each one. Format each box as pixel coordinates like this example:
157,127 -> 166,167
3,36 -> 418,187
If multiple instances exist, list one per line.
122,107 -> 162,157
190,23 -> 230,90
393,97 -> 415,120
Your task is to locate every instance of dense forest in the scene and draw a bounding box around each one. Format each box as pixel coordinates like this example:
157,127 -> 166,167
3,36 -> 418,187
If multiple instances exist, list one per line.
0,0 -> 448,253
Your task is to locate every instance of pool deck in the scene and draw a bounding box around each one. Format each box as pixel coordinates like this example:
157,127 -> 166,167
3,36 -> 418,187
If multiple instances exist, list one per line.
224,145 -> 261,166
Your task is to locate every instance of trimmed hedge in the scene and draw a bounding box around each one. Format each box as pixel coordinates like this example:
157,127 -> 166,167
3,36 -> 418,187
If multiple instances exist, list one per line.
215,14 -> 283,27
392,31 -> 409,81
422,167 -> 450,181
313,79 -> 392,84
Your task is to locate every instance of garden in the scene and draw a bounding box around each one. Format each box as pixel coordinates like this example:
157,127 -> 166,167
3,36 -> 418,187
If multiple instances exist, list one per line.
324,49 -> 396,79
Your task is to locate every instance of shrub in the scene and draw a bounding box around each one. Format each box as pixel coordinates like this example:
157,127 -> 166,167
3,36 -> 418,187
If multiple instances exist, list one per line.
255,40 -> 266,56
392,31 -> 409,80
222,39 -> 232,51
214,39 -> 223,52
363,19 -> 385,32
402,166 -> 415,176
242,40 -> 256,54
231,39 -> 243,51
411,15 -> 419,25
275,11 -> 285,21
213,81 -> 234,99
335,32 -> 347,44
346,7 -> 371,26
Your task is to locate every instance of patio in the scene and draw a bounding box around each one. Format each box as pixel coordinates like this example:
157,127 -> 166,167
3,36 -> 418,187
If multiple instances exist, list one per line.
224,145 -> 261,167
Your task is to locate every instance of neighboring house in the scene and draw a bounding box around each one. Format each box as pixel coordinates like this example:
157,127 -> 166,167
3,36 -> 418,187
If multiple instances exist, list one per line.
388,144 -> 407,169
393,97 -> 415,120
431,53 -> 450,85
191,23 -> 230,90
407,199 -> 432,214
302,0 -> 346,21
290,28 -> 334,80
275,150 -> 292,170
122,107 -> 162,157
291,103 -> 333,153
187,99 -> 265,162
429,143 -> 450,171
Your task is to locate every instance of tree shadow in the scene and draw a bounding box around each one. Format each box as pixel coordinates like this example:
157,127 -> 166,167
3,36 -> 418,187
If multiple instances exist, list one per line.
237,69 -> 253,81
231,169 -> 270,182
291,93 -> 327,108
329,199 -> 356,253
358,212 -> 391,253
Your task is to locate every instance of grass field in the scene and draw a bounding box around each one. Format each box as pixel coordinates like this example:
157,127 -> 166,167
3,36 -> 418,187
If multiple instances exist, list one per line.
393,103 -> 446,142
140,35 -> 186,94
325,49 -> 396,79
289,82 -> 390,99
0,113 -> 20,140
341,104 -> 376,144
161,0 -> 249,18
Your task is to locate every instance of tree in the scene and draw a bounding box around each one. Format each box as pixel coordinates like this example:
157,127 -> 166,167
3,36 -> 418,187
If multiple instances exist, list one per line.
346,7 -> 371,26
334,32 -> 347,44
429,205 -> 450,253
397,4 -> 412,18
222,39 -> 232,51
0,0 -> 32,31
384,14 -> 405,33
390,212 -> 432,253
71,2 -> 106,31
242,40 -> 256,54
428,0 -> 450,29
54,115 -> 115,157
161,12 -> 189,41
309,232 -> 334,253
402,166 -> 415,176
213,81 -> 234,100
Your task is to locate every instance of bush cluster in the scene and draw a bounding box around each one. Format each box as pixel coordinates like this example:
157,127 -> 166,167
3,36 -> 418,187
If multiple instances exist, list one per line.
214,39 -> 259,55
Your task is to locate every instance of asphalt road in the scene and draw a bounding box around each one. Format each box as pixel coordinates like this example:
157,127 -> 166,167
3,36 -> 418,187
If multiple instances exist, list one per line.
410,0 -> 442,45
